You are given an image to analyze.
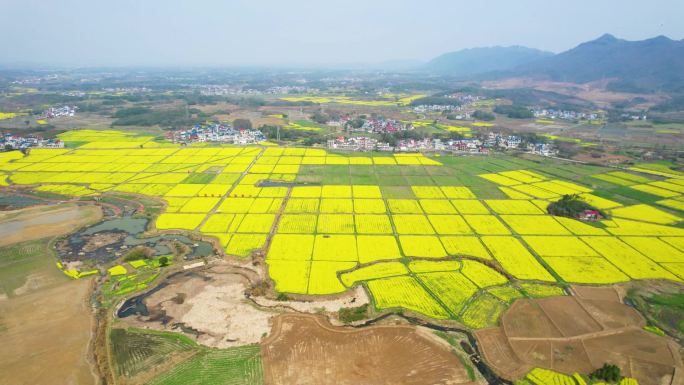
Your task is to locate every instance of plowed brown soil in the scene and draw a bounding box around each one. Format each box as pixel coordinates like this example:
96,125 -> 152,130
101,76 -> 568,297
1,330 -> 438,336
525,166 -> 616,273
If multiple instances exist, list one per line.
477,286 -> 682,385
261,314 -> 474,385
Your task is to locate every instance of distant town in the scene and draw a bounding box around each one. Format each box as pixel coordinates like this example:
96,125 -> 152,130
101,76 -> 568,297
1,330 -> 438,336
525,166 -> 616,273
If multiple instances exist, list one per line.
327,132 -> 557,156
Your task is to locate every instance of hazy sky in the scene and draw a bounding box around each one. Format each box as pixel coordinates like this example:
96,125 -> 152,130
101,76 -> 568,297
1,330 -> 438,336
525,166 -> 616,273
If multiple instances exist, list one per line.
1,0 -> 683,67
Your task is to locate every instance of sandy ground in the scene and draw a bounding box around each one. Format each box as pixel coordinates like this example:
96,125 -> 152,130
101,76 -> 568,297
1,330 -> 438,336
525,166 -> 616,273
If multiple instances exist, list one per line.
180,281 -> 275,347
476,286 -> 682,385
123,261 -> 370,348
0,203 -> 102,247
129,272 -> 277,348
0,277 -> 96,385
253,285 -> 369,317
261,313 -> 474,385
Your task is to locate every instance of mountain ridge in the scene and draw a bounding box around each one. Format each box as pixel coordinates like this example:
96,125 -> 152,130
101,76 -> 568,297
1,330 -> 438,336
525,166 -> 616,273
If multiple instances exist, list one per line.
424,46 -> 553,77
426,34 -> 684,92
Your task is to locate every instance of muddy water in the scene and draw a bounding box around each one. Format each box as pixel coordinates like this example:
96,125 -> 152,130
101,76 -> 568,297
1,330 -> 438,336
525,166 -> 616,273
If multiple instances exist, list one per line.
116,271 -> 207,318
58,216 -> 215,264
0,194 -> 47,210
0,207 -> 82,238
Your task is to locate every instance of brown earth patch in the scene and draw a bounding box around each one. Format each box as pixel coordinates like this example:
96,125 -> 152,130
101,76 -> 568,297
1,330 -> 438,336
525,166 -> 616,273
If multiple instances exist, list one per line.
474,328 -> 529,379
536,296 -> 602,337
82,232 -> 125,253
261,313 -> 473,385
509,340 -> 553,368
502,300 -> 561,339
0,203 -> 103,385
572,285 -> 621,302
580,299 -> 645,329
550,340 -> 594,375
481,77 -> 667,108
0,277 -> 96,385
121,268 -> 276,348
477,292 -> 683,385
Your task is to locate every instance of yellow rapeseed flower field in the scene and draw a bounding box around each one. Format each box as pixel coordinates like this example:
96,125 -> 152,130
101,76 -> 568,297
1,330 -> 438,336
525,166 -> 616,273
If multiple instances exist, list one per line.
5,130 -> 684,322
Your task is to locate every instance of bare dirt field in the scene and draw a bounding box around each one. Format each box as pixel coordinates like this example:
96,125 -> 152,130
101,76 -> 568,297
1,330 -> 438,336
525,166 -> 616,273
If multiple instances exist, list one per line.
482,77 -> 667,108
261,313 -> 474,385
0,277 -> 96,385
476,286 -> 683,385
122,268 -> 277,348
0,203 -> 103,385
120,261 -> 370,348
0,203 -> 102,247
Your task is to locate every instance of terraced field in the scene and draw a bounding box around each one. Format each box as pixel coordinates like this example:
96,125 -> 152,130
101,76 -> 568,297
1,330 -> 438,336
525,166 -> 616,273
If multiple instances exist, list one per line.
3,129 -> 684,328
111,328 -> 263,385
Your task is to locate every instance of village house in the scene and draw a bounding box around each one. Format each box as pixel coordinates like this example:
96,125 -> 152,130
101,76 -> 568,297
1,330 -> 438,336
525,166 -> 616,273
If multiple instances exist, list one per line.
173,123 -> 265,144
1,133 -> 64,149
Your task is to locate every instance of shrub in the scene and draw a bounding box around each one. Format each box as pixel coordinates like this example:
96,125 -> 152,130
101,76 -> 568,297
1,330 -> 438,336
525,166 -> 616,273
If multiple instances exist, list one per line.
589,363 -> 622,383
338,304 -> 369,324
547,194 -> 605,219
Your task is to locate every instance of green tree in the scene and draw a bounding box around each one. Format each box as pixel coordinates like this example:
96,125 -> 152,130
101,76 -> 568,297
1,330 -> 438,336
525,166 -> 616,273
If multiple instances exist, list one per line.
472,110 -> 496,121
310,111 -> 329,124
233,118 -> 252,129
589,363 -> 622,383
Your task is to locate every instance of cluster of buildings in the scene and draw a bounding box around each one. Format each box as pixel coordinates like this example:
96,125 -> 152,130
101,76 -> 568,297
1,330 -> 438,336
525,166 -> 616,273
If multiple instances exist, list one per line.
444,93 -> 488,104
327,136 -> 488,153
197,85 -> 260,96
197,85 -> 318,96
42,105 -> 77,118
102,87 -> 151,94
621,112 -> 648,121
61,91 -> 86,97
326,132 -> 557,156
171,123 -> 265,144
412,104 -> 458,113
11,74 -> 62,85
1,133 -> 64,150
413,96 -> 484,118
483,132 -> 557,156
533,108 -> 604,121
326,136 -> 392,151
343,118 -> 413,133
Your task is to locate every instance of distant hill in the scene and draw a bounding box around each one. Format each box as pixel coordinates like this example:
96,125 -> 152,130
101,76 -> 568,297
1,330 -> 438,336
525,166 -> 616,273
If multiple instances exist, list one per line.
424,46 -> 553,77
515,34 -> 684,92
426,34 -> 684,92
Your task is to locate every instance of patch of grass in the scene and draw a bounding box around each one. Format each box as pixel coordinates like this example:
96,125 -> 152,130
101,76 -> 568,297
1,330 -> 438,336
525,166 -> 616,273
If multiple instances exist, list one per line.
338,304 -> 369,324
404,176 -> 435,185
147,344 -> 263,385
350,174 -> 379,185
0,238 -> 62,297
111,328 -> 197,378
627,287 -> 684,338
321,173 -> 351,184
64,140 -> 88,149
349,165 -> 375,176
374,166 -> 404,176
609,186 -> 660,203
399,165 -> 429,176
377,175 -> 408,186
430,176 -> 462,186
182,173 -> 216,184
380,186 -> 415,199
649,293 -> 684,309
